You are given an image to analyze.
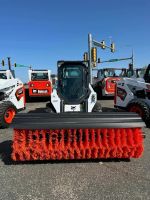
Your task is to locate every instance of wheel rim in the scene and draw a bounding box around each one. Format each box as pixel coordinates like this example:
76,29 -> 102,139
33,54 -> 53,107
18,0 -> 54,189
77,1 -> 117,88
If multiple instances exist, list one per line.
4,108 -> 16,124
129,106 -> 144,118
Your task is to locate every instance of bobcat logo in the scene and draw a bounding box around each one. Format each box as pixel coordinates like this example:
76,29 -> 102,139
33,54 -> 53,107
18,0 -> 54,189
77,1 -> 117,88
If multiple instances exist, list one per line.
71,106 -> 76,111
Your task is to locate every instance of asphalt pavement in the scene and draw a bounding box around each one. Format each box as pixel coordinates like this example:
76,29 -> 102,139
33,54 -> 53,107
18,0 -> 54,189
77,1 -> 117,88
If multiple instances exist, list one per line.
0,100 -> 150,200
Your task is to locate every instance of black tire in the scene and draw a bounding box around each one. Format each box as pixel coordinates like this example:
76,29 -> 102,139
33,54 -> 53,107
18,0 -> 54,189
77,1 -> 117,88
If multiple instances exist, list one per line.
93,83 -> 103,100
127,100 -> 150,127
97,88 -> 103,100
46,102 -> 56,113
25,89 -> 31,103
92,101 -> 102,112
0,101 -> 17,128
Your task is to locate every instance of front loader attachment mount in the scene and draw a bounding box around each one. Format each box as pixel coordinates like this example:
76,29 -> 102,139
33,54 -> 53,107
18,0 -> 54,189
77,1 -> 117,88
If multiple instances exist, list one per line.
11,112 -> 145,161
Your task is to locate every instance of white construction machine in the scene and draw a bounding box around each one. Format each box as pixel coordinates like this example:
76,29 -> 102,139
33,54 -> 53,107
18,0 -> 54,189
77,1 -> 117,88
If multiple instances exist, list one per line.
0,70 -> 25,128
115,64 -> 150,126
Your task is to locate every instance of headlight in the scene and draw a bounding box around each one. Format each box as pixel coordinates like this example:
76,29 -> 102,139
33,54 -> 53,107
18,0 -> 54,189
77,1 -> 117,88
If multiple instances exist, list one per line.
15,87 -> 24,101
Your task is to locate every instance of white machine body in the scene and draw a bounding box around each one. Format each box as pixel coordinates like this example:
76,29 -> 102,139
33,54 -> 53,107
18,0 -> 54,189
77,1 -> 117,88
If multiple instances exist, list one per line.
0,70 -> 25,110
51,84 -> 97,113
115,77 -> 150,108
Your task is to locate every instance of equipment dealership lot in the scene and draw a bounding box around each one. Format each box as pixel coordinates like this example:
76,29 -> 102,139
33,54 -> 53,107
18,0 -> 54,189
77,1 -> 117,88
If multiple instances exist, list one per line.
0,100 -> 150,200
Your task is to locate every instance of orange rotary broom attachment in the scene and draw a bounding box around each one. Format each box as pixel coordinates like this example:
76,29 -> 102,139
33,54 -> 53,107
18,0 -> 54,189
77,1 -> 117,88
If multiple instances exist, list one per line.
11,112 -> 145,161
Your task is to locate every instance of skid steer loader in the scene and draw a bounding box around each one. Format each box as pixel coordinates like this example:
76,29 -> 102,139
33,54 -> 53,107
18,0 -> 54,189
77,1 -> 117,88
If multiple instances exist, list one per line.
115,64 -> 150,126
28,69 -> 52,97
0,70 -> 25,128
93,68 -> 125,98
11,34 -> 145,161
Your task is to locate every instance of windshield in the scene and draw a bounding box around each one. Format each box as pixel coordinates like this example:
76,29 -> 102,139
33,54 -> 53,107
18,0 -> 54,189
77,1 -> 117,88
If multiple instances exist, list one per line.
102,70 -> 113,77
63,67 -> 82,78
0,73 -> 7,79
31,72 -> 49,81
58,64 -> 88,103
98,69 -> 123,78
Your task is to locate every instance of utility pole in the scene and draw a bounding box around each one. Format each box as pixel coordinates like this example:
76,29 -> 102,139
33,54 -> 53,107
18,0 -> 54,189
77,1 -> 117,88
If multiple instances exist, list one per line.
7,57 -> 11,70
88,33 -> 93,83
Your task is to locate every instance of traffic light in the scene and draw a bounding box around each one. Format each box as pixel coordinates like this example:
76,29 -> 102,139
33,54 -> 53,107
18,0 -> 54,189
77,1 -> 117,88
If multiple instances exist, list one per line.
83,52 -> 88,61
91,47 -> 97,63
111,42 -> 115,53
1,60 -> 5,66
98,58 -> 101,63
101,40 -> 106,49
14,63 -> 17,67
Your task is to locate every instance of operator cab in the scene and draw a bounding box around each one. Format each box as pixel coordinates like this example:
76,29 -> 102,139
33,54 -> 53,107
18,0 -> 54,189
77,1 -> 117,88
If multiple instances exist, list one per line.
57,61 -> 89,104
0,70 -> 15,79
0,72 -> 7,79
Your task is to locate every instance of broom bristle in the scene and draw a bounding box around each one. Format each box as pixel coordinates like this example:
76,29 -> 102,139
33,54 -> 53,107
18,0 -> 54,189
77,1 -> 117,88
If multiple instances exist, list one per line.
11,128 -> 144,161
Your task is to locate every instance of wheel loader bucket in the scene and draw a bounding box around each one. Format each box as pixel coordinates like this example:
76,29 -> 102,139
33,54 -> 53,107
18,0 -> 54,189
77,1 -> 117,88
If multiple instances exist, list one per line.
11,112 -> 145,161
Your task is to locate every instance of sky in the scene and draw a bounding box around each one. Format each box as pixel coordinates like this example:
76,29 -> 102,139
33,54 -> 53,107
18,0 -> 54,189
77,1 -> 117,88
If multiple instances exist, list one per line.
0,0 -> 149,82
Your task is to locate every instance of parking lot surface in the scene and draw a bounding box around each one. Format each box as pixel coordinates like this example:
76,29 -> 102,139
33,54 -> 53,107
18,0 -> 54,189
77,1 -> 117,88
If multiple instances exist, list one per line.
0,100 -> 150,200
